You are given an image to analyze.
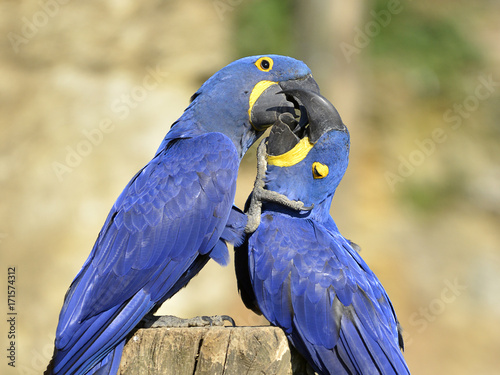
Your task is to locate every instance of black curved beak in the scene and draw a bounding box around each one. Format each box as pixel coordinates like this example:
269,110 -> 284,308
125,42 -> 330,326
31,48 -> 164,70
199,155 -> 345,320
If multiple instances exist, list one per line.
267,89 -> 346,156
249,74 -> 320,131
279,75 -> 321,130
285,88 -> 347,142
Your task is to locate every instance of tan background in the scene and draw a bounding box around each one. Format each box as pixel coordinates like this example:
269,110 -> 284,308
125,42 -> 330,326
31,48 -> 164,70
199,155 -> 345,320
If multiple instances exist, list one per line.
1,1 -> 499,374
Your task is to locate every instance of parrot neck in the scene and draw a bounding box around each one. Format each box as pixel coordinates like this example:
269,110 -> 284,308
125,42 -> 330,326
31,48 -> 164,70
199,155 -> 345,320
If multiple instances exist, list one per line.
186,87 -> 262,159
154,116 -> 205,155
308,194 -> 335,223
156,112 -> 259,160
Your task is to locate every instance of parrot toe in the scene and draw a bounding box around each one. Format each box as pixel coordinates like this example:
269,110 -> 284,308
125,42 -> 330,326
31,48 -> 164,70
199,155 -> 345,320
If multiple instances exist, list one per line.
142,314 -> 236,328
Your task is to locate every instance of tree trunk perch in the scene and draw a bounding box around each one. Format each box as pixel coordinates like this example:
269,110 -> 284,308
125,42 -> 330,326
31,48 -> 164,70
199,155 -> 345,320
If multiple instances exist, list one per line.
118,325 -> 313,374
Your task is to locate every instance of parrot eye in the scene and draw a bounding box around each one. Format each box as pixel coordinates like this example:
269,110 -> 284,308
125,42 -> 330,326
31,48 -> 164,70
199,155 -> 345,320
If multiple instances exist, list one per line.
312,162 -> 329,179
255,57 -> 273,72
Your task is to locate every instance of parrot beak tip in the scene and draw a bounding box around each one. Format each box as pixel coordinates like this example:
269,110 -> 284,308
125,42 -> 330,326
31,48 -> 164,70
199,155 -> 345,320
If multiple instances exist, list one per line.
249,74 -> 320,132
267,87 -> 347,155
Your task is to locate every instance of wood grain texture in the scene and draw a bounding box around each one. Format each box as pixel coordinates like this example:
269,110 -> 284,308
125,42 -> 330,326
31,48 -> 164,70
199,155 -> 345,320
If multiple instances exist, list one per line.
118,326 -> 313,374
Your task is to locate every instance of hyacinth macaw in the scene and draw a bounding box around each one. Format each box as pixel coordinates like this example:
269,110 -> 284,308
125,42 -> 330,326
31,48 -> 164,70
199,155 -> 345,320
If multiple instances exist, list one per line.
236,89 -> 410,374
46,55 -> 320,375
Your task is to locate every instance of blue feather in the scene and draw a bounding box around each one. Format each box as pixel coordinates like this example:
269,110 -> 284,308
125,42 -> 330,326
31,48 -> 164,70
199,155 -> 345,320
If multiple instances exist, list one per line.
48,55 -> 318,375
210,240 -> 230,266
236,116 -> 410,374
220,206 -> 247,247
50,133 -> 239,374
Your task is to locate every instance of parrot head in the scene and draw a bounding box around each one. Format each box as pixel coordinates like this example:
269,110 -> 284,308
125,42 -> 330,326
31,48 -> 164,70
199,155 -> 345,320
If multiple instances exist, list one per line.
184,55 -> 319,158
264,88 -> 350,217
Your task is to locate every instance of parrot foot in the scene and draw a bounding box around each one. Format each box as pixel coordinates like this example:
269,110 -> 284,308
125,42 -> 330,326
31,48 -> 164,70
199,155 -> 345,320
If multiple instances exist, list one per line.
142,314 -> 236,328
259,189 -> 314,212
245,138 -> 313,234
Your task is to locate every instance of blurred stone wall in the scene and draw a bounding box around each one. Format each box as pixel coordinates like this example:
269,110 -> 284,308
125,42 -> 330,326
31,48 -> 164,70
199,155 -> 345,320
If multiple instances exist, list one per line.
0,1 -> 240,372
1,1 -> 500,374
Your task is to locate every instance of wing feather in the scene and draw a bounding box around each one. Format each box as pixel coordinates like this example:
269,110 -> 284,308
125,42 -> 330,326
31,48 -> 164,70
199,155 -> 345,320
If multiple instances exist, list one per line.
53,132 -> 239,374
245,213 -> 409,375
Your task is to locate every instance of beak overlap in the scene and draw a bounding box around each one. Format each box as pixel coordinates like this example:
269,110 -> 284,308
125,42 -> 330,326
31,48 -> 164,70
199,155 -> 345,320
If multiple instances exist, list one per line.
267,88 -> 346,156
249,74 -> 321,132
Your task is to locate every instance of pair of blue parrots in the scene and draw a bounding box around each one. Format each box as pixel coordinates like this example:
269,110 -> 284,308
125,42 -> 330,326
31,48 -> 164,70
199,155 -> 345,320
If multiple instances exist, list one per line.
46,55 -> 410,375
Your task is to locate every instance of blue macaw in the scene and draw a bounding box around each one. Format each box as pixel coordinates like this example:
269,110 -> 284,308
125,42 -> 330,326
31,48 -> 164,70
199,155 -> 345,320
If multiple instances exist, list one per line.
46,55 -> 320,375
236,89 -> 410,374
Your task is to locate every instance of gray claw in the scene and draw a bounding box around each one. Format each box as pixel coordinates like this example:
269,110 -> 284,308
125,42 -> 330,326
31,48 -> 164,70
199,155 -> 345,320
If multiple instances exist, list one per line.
219,315 -> 236,327
142,315 -> 236,328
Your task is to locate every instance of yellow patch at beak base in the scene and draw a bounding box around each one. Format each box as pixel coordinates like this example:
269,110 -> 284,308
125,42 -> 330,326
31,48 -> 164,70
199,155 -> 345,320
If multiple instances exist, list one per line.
248,80 -> 278,129
267,137 -> 315,167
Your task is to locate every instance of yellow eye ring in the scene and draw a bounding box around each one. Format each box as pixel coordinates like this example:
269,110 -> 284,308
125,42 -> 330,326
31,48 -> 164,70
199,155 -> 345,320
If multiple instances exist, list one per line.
312,162 -> 329,179
255,57 -> 273,72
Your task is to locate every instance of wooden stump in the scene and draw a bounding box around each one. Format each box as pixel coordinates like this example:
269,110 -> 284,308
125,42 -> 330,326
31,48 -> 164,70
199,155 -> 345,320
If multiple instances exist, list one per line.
118,325 -> 312,374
